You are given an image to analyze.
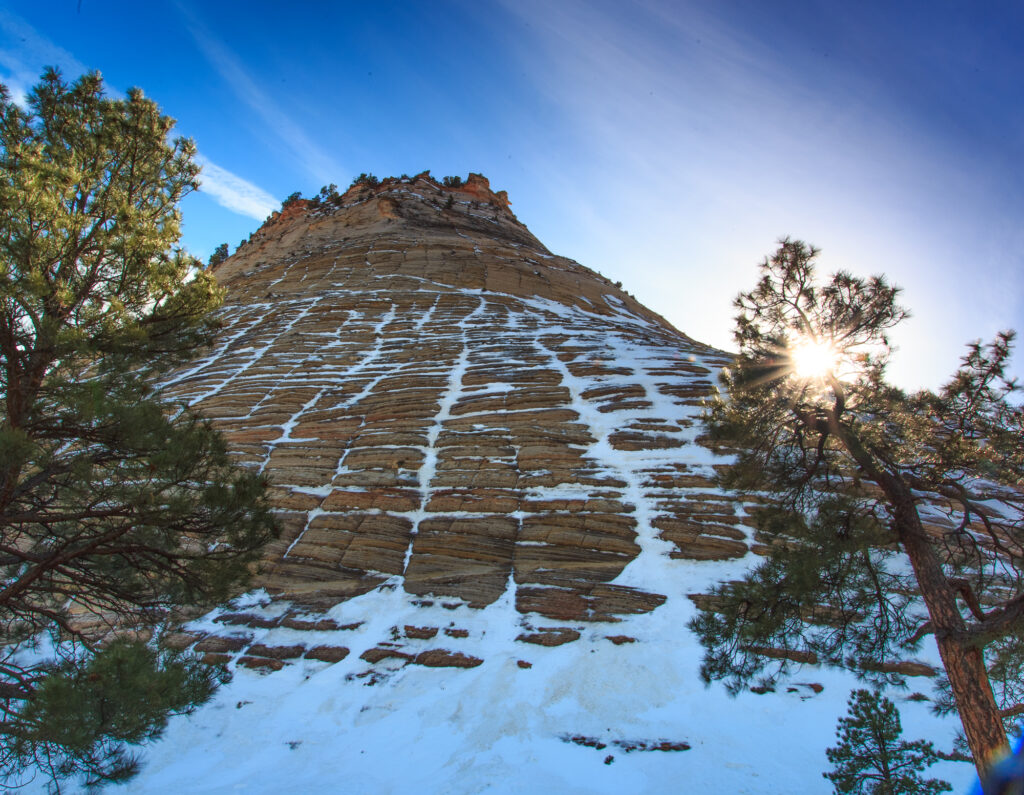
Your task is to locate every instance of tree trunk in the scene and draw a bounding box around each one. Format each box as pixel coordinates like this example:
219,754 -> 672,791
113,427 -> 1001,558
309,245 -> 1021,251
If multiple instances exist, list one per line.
890,490 -> 1008,782
832,425 -> 1009,780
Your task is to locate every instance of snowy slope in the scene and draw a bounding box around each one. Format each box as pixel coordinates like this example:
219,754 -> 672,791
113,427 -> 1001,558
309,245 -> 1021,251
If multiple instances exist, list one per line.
120,583 -> 972,793
31,175 -> 978,793
125,298 -> 972,794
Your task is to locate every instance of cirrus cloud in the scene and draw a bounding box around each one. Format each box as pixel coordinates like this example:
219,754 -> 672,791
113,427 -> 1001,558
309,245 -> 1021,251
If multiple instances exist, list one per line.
196,155 -> 277,221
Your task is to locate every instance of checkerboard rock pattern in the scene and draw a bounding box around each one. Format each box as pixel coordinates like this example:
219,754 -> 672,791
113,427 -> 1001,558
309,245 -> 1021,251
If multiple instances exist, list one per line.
162,173 -> 761,671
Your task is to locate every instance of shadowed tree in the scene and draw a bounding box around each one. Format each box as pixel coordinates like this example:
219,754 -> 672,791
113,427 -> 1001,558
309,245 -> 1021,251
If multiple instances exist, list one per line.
0,69 -> 276,787
825,689 -> 951,795
207,242 -> 230,268
690,239 -> 1023,781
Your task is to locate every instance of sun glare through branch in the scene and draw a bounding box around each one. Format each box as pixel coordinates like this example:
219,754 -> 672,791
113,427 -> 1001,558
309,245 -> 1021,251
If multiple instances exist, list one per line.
789,337 -> 839,380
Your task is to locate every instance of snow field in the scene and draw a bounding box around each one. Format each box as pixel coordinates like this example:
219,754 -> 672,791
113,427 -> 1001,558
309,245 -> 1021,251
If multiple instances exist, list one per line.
97,279 -> 979,793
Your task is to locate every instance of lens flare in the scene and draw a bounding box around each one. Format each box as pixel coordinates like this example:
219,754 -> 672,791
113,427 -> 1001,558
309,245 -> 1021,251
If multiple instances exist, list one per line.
790,339 -> 838,380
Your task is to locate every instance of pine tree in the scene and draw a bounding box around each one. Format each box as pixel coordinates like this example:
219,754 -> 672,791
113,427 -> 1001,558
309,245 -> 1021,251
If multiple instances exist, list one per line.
690,239 -> 1024,780
349,172 -> 379,189
0,70 -> 276,787
207,242 -> 230,268
825,690 -> 951,795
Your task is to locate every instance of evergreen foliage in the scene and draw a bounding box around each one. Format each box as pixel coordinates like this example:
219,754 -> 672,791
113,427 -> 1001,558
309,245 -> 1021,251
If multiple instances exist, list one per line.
442,175 -> 463,188
825,689 -> 951,794
311,182 -> 340,208
0,69 -> 276,787
3,639 -> 226,786
691,239 -> 1024,777
349,172 -> 379,189
207,243 -> 230,268
281,190 -> 302,208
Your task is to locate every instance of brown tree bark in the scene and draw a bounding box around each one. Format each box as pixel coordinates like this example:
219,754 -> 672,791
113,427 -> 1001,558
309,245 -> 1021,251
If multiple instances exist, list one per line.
830,420 -> 1010,780
898,511 -> 1009,776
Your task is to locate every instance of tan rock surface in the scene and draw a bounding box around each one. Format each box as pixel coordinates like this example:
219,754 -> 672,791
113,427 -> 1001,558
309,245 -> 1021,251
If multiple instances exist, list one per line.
163,172 -> 755,657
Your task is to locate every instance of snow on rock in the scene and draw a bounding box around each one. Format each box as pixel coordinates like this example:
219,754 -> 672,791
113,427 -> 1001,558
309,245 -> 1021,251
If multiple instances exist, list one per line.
48,174 -> 975,793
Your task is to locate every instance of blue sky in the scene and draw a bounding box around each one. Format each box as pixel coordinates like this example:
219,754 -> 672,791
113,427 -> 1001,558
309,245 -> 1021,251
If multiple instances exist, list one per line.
1,0 -> 1021,389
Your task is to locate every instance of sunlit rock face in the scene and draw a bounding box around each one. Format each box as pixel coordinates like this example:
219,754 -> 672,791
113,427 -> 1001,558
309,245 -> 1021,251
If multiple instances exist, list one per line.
110,175 -> 973,795
161,172 -> 742,663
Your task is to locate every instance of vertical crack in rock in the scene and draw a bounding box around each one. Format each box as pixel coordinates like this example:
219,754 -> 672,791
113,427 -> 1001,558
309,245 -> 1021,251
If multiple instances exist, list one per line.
403,295 -> 487,579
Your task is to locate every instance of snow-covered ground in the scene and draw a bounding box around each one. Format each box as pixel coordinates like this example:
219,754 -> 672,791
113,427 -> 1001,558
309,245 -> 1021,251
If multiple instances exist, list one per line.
113,577 -> 974,794
31,265 -> 980,792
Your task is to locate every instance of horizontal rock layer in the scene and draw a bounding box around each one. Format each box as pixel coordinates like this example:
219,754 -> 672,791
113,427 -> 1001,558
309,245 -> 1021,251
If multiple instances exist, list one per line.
163,173 -> 749,658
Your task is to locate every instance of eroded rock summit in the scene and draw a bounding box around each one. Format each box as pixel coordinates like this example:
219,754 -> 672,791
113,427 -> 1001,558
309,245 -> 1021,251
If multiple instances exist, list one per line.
163,171 -> 744,667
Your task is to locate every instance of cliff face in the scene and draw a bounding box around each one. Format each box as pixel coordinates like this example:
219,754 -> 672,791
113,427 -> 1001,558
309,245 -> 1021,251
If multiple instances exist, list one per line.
113,174 -> 970,795
163,172 -> 742,637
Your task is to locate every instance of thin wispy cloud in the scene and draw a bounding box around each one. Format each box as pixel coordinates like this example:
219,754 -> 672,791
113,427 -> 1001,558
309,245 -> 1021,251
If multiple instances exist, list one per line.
196,155 -> 277,221
0,9 -> 87,103
0,11 -> 275,223
177,4 -> 341,183
495,0 -> 1024,389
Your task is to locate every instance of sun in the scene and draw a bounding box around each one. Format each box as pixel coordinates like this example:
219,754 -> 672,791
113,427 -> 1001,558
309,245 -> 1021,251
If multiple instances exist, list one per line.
790,338 -> 839,380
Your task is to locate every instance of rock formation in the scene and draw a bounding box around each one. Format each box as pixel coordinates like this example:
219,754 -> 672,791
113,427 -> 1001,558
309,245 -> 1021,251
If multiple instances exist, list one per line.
161,171 -> 748,668
114,173 -> 969,795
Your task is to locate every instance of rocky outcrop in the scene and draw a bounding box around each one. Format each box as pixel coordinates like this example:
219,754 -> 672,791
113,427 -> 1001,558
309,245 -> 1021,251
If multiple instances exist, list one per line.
118,175 -> 971,795
162,172 -> 750,664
